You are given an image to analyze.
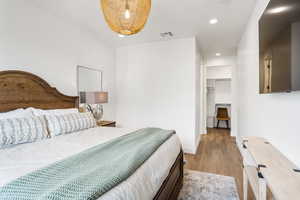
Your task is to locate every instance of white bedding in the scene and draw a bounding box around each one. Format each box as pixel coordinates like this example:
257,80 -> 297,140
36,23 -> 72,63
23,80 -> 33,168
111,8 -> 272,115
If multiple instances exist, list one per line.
0,127 -> 181,200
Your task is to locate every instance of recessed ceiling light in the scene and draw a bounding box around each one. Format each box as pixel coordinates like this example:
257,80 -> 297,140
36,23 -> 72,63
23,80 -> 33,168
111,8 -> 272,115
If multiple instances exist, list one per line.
118,34 -> 125,38
216,53 -> 221,56
268,6 -> 289,14
209,18 -> 218,24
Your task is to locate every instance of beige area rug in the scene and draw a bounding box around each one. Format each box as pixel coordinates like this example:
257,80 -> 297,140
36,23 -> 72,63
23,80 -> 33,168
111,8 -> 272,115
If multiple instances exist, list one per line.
178,170 -> 240,200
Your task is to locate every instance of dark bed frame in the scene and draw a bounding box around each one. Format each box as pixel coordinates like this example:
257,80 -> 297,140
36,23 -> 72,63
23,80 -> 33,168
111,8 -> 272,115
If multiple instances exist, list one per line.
0,70 -> 183,200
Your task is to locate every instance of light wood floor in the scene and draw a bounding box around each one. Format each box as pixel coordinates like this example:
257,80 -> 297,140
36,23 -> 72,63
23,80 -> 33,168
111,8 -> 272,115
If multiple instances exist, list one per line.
184,128 -> 255,200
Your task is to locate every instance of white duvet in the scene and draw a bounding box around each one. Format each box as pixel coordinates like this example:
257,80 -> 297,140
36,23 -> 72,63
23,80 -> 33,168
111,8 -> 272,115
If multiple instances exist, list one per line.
0,127 -> 181,200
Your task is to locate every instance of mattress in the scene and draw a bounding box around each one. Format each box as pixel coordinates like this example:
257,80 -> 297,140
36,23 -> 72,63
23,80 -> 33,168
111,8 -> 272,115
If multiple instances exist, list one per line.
0,127 -> 181,200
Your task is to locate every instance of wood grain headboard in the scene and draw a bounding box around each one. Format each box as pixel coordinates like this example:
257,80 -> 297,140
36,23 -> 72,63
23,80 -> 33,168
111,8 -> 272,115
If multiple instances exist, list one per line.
0,70 -> 78,112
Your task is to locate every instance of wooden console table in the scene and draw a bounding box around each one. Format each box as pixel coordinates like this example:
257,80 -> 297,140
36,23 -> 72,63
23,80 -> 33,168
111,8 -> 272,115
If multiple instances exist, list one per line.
242,137 -> 300,200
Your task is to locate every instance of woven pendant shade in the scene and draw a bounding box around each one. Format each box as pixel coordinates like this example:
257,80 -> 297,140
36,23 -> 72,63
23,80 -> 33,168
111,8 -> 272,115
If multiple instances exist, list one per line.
101,0 -> 151,35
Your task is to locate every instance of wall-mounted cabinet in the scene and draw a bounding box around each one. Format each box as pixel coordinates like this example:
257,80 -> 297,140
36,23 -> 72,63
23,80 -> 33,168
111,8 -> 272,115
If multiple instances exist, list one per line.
207,79 -> 215,88
215,79 -> 231,104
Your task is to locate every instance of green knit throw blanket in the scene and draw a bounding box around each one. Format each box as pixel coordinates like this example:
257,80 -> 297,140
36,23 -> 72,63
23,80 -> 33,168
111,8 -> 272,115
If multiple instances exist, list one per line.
0,128 -> 174,200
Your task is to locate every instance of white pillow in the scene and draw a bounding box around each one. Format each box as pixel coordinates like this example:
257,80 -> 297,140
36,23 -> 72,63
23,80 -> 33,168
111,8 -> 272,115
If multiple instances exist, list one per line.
0,116 -> 49,148
27,108 -> 79,116
0,109 -> 34,120
45,112 -> 96,137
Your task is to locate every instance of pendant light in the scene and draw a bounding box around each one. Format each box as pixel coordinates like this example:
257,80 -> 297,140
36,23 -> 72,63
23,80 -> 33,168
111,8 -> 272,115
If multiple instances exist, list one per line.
100,0 -> 151,36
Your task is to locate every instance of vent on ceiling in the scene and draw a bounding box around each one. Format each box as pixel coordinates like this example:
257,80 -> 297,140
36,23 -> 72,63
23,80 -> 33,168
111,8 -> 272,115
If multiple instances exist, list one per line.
160,32 -> 173,38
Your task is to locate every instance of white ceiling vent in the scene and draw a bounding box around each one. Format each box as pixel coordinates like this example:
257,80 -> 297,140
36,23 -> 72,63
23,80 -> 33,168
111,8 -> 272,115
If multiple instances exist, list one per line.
160,32 -> 174,38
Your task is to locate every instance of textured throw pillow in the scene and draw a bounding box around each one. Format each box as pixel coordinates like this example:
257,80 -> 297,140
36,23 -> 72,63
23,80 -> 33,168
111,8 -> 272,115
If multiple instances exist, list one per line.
0,116 -> 48,148
45,113 -> 96,137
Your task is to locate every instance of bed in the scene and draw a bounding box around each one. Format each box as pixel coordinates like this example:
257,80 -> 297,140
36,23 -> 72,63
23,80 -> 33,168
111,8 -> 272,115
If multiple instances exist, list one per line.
0,70 -> 183,200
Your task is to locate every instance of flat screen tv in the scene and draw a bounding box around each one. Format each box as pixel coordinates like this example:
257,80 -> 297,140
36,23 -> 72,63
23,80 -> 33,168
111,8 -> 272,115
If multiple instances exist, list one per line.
259,0 -> 300,93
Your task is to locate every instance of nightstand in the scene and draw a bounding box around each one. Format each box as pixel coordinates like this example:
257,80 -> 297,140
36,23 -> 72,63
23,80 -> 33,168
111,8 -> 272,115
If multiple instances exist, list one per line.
97,121 -> 116,127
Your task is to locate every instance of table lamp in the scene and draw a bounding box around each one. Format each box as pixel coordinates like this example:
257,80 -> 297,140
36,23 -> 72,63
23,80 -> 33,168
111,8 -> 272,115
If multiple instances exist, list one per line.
80,91 -> 108,122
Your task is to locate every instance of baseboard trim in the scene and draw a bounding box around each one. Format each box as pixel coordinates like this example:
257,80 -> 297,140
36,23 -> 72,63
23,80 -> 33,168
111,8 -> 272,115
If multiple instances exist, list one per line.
183,134 -> 202,155
183,147 -> 196,154
195,134 -> 202,152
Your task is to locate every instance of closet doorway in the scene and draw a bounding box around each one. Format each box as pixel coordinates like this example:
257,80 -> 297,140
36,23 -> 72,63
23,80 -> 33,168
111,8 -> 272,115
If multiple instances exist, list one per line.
206,78 -> 232,130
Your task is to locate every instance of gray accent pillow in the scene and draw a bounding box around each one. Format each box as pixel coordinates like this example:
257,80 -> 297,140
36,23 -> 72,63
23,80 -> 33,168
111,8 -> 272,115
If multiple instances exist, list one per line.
45,113 -> 96,137
0,116 -> 48,148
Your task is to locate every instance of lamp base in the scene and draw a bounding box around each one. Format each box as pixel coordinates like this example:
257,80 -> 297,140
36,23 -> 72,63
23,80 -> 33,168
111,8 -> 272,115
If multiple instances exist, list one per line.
87,104 -> 103,122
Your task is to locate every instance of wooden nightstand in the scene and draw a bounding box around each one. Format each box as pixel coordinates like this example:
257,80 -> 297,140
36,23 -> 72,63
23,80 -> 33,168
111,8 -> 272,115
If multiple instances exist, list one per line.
97,121 -> 116,127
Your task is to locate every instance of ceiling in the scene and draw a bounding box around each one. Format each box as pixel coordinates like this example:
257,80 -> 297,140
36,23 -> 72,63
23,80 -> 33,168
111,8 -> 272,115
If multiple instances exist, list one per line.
30,0 -> 256,58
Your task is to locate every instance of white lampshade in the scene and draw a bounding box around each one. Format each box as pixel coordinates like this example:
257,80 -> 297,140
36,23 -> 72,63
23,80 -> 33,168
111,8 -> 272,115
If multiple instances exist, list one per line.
95,92 -> 108,104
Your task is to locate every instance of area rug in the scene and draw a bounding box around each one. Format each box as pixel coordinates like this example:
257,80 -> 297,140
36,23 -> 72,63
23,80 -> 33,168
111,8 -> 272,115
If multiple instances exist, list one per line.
178,170 -> 240,200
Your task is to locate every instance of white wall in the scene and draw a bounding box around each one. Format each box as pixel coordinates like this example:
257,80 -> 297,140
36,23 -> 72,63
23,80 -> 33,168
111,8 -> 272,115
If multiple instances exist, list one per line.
196,43 -> 206,141
116,37 -> 201,153
231,58 -> 239,137
0,1 -> 116,120
237,0 -> 300,167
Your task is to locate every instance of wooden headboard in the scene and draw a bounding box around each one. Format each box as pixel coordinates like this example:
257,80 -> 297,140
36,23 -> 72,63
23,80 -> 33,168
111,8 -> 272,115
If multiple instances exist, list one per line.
0,70 -> 78,112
